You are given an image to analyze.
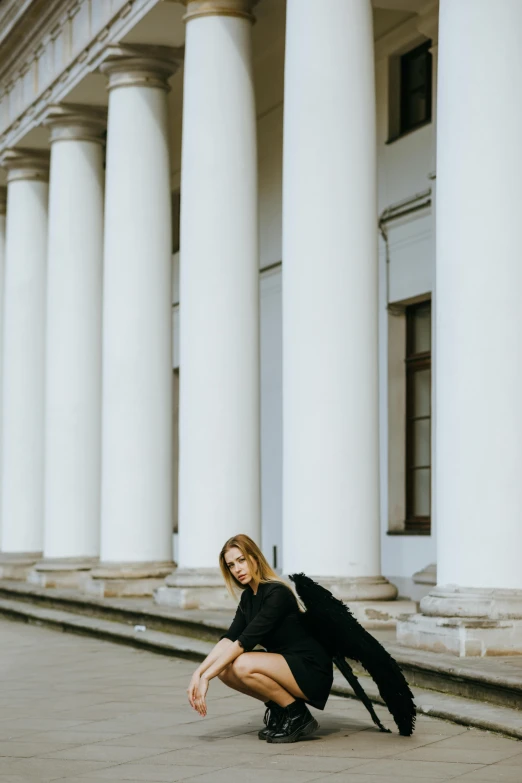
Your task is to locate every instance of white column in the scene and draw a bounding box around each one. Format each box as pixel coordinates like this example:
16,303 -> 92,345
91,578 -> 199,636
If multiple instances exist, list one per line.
28,107 -> 106,588
155,0 -> 260,610
281,0 -> 397,608
398,0 -> 522,655
0,150 -> 49,579
87,47 -> 178,597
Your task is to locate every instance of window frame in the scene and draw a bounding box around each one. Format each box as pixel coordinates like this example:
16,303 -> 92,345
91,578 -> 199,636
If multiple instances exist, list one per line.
404,301 -> 432,534
387,39 -> 433,143
399,40 -> 433,136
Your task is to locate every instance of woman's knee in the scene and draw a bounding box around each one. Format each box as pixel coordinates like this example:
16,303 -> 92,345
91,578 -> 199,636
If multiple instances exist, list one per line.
232,655 -> 254,679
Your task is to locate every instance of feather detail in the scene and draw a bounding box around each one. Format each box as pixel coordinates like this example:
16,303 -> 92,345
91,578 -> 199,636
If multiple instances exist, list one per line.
290,572 -> 416,736
333,655 -> 391,733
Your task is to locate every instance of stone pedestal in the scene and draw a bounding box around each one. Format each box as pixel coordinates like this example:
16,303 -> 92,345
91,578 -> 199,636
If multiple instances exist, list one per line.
0,553 -> 41,581
27,558 -> 98,589
155,568 -> 236,610
313,576 -> 416,629
155,569 -> 416,626
397,587 -> 522,656
413,563 -> 437,586
85,563 -> 174,598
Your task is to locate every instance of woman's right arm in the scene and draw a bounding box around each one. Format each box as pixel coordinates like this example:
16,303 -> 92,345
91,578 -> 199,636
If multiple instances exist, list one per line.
187,638 -> 233,707
187,599 -> 247,706
194,638 -> 234,678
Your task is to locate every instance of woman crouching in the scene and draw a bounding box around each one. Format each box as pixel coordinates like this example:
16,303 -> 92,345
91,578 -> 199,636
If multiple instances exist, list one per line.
187,534 -> 333,744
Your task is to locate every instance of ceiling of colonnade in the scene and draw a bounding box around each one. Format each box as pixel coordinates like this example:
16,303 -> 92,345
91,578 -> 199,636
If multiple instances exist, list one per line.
2,0 -> 428,185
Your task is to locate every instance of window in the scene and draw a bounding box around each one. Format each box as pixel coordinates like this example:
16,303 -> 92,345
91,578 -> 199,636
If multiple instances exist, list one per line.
172,191 -> 180,254
400,41 -> 432,136
405,301 -> 431,533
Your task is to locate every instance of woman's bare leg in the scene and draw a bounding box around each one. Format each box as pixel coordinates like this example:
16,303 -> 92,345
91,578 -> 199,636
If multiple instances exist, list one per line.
218,665 -> 265,701
231,652 -> 309,708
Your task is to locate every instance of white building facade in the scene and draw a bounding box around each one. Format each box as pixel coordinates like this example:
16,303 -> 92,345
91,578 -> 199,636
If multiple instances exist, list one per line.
0,0 -> 520,656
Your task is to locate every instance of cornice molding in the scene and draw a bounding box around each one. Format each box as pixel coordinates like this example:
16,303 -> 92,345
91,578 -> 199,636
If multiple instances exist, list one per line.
0,0 -> 166,153
0,0 -> 71,85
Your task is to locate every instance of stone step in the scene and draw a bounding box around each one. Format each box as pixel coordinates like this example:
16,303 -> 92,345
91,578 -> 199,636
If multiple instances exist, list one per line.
0,579 -> 230,641
2,593 -> 522,740
2,580 -> 522,714
387,642 -> 522,712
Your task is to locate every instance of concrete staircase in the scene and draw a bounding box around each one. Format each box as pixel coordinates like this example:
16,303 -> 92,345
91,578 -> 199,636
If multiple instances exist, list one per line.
1,580 -> 522,739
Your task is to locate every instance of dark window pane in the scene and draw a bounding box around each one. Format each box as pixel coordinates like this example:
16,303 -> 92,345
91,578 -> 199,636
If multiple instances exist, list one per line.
413,468 -> 431,517
405,53 -> 427,91
404,92 -> 428,130
412,368 -> 431,418
409,302 -> 431,355
412,418 -> 431,466
400,41 -> 432,135
405,300 -> 432,531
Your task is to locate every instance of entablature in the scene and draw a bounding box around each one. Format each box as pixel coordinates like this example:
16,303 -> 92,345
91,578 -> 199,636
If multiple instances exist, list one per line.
0,0 -> 171,151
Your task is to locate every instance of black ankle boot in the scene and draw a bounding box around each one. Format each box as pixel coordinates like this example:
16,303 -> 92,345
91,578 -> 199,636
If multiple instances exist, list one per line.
258,701 -> 285,740
266,700 -> 319,744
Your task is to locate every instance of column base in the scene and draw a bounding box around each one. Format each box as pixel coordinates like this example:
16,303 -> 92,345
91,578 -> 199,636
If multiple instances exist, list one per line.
84,562 -> 174,598
412,563 -> 437,586
397,586 -> 522,656
154,570 -> 417,624
27,557 -> 98,589
154,568 -> 237,610
310,575 -> 416,629
0,552 -> 41,580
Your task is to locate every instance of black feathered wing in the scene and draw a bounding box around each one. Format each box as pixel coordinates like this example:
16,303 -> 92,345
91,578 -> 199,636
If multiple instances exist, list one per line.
290,572 -> 416,737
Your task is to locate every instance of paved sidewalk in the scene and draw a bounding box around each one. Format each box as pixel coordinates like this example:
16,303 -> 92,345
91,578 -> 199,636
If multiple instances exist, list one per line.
0,620 -> 521,782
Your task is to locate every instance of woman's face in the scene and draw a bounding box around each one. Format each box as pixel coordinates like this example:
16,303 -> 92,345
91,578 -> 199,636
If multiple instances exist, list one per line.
224,547 -> 256,587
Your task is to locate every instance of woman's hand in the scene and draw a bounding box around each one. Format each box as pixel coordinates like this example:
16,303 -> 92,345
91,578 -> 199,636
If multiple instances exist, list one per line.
187,671 -> 201,710
194,676 -> 209,717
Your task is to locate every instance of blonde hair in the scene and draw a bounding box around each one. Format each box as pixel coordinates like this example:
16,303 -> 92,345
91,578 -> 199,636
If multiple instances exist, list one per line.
219,534 -> 295,599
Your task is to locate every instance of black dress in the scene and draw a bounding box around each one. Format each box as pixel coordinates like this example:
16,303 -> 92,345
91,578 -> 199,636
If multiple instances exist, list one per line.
221,581 -> 333,710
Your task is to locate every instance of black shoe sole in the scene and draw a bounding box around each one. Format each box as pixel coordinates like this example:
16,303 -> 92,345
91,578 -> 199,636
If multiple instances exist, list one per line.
266,718 -> 319,744
258,729 -> 269,740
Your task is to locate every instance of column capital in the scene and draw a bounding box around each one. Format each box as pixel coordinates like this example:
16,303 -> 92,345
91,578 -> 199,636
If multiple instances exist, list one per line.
44,103 -> 107,145
99,45 -> 182,92
0,186 -> 6,214
0,149 -> 50,183
182,0 -> 257,23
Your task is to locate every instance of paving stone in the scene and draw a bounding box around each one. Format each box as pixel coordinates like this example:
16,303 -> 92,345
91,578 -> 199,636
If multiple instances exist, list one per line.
0,741 -> 76,758
2,757 -> 116,780
2,619 -> 522,783
393,744 -> 521,764
85,763 -> 216,780
174,768 -> 329,783
345,756 -> 483,778
41,743 -> 162,763
454,767 -> 522,782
